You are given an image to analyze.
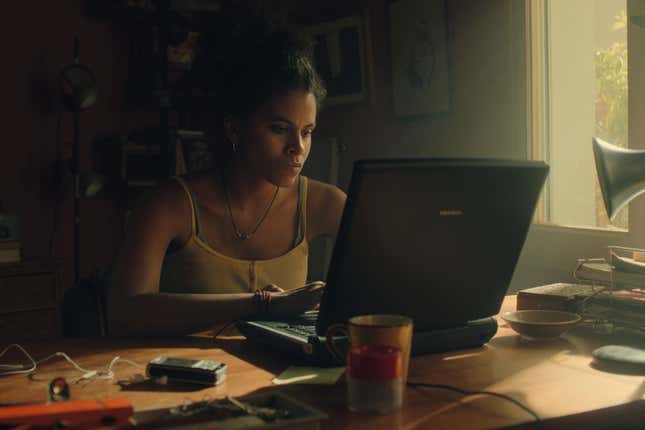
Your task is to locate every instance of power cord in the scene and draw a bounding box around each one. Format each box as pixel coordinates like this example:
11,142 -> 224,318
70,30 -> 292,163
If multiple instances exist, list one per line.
211,320 -> 541,426
0,344 -> 143,383
407,381 -> 543,428
212,320 -> 239,340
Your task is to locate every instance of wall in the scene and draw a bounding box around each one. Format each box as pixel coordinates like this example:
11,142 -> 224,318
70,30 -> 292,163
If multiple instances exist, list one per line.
295,0 -> 526,189
0,1 -> 157,292
290,0 -> 530,289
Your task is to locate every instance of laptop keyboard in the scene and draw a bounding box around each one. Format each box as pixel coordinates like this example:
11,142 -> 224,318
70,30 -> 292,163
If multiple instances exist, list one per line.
281,323 -> 317,337
264,310 -> 318,338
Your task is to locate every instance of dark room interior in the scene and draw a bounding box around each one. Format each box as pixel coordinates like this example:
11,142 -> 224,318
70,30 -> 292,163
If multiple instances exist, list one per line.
1,1 -> 645,429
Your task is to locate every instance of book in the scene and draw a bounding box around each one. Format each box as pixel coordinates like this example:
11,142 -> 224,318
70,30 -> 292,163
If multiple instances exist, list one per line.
0,240 -> 19,250
0,247 -> 20,264
574,260 -> 645,289
517,283 -> 593,312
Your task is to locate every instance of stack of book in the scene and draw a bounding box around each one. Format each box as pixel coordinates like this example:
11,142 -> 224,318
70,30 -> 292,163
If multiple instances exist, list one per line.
573,259 -> 645,289
522,250 -> 645,331
0,239 -> 20,264
517,283 -> 645,332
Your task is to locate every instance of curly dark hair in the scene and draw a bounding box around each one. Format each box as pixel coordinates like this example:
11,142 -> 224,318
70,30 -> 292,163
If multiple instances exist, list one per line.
192,17 -> 327,117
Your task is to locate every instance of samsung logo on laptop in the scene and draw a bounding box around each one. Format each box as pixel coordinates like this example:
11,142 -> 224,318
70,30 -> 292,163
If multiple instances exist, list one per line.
439,209 -> 464,216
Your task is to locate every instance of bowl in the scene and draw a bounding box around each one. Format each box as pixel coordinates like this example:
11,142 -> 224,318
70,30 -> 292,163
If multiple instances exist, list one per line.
501,310 -> 582,340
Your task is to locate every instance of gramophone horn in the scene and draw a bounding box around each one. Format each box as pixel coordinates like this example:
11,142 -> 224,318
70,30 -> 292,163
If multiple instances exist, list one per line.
593,137 -> 645,220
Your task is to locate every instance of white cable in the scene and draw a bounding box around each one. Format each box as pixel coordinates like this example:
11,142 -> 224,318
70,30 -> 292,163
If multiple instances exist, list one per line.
37,352 -> 94,374
0,344 -> 143,381
0,344 -> 37,376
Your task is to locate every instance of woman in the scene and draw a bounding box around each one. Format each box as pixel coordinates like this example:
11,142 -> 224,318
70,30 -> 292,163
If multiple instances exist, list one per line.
107,20 -> 346,336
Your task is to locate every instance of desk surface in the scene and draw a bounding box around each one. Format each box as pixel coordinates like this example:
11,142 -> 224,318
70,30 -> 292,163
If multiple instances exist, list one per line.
1,296 -> 644,430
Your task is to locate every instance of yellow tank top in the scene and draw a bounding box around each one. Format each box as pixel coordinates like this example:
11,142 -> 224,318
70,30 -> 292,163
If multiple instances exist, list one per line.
159,176 -> 309,294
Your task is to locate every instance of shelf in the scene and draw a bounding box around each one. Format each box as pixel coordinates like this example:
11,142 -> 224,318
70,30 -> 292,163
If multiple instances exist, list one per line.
0,259 -> 60,277
88,1 -> 224,180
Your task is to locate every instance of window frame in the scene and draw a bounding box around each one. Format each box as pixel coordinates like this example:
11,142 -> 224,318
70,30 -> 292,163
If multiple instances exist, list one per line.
509,0 -> 640,292
527,0 -> 630,231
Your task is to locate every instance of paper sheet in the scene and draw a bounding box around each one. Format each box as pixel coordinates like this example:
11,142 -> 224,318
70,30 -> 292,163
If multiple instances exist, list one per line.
272,366 -> 345,385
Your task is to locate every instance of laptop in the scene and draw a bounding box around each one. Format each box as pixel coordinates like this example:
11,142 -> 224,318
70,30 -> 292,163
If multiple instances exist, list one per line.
237,158 -> 549,365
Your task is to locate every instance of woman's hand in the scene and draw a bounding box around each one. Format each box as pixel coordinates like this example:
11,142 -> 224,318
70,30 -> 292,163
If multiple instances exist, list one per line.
260,284 -> 285,293
267,282 -> 325,318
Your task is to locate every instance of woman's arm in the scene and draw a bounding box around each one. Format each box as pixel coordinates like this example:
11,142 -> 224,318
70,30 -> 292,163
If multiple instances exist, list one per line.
109,291 -> 256,337
107,181 -> 258,336
110,283 -> 325,337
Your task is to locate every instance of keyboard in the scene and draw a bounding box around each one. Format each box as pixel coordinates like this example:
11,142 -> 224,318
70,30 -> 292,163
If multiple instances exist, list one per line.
262,311 -> 319,338
279,323 -> 317,338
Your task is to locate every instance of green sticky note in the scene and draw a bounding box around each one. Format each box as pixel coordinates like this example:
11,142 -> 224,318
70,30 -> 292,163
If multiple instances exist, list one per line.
272,366 -> 345,385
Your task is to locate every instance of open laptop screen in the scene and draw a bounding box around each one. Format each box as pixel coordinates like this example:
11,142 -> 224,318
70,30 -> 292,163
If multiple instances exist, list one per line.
316,158 -> 549,334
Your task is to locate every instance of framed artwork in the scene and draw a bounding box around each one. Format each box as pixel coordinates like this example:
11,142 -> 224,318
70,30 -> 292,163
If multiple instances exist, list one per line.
304,16 -> 369,106
120,129 -> 212,187
389,0 -> 451,117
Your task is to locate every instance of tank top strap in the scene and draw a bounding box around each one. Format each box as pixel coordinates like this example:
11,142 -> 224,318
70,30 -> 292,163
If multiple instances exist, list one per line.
300,176 -> 308,240
173,176 -> 200,238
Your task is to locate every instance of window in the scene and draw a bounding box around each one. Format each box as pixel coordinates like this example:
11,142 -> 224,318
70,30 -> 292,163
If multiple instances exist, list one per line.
528,0 -> 628,230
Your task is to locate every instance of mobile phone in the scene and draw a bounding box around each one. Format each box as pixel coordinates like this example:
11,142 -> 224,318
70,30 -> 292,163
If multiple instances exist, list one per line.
146,356 -> 227,386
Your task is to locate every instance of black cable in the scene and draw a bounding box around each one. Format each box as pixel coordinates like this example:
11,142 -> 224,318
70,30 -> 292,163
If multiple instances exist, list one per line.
407,381 -> 543,428
212,320 -> 239,340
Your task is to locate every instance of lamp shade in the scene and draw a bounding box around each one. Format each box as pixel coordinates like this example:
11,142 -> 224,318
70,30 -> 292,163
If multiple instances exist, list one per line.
593,137 -> 645,220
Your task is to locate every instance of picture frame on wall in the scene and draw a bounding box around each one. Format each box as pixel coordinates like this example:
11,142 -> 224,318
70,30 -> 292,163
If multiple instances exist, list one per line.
389,0 -> 451,117
304,16 -> 369,106
120,129 -> 212,187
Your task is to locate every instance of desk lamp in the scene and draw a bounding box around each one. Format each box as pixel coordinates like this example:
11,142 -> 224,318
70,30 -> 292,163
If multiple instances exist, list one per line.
591,137 -> 645,370
592,137 -> 645,221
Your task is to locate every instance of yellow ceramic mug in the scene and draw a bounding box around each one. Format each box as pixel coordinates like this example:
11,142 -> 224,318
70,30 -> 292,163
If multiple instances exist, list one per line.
325,314 -> 414,381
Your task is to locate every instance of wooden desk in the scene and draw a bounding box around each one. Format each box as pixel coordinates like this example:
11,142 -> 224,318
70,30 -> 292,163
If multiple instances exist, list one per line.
1,296 -> 644,429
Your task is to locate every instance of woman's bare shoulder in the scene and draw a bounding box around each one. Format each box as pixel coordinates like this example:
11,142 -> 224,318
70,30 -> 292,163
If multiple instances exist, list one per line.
306,178 -> 346,204
306,177 -> 347,238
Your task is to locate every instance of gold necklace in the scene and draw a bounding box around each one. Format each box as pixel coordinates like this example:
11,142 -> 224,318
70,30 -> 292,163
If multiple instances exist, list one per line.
224,178 -> 280,240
